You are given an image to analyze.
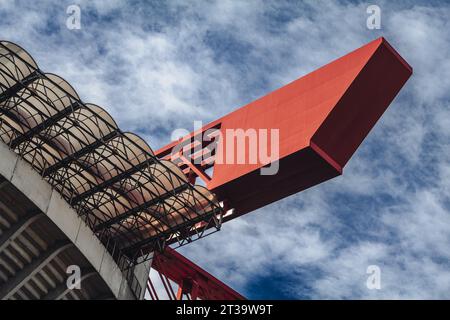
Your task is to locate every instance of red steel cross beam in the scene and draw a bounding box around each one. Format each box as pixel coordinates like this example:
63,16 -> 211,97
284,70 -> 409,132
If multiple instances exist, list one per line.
150,37 -> 412,300
147,247 -> 245,300
157,37 -> 412,221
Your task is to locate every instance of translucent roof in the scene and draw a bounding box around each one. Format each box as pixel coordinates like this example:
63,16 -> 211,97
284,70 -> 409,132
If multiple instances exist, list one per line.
0,41 -> 223,266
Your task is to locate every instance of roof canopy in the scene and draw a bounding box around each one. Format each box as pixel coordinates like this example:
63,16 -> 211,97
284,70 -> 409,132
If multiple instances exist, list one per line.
0,41 -> 223,266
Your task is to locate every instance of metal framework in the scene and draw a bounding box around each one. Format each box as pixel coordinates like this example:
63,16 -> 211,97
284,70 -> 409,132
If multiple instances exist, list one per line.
157,122 -> 221,185
147,247 -> 245,300
0,37 -> 412,300
0,41 -> 224,270
150,37 -> 413,300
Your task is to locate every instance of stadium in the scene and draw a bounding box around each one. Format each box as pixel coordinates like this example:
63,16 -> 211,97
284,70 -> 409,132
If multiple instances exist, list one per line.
0,35 -> 411,299
2,1 -> 449,304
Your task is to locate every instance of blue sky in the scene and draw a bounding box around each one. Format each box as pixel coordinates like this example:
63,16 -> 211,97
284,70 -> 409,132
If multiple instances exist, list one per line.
1,0 -> 450,299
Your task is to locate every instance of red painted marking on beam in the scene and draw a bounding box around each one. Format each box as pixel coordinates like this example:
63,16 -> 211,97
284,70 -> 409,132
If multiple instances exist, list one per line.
310,141 -> 343,174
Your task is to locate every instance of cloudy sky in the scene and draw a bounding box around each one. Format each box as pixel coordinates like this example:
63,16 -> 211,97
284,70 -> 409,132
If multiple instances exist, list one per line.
1,0 -> 450,299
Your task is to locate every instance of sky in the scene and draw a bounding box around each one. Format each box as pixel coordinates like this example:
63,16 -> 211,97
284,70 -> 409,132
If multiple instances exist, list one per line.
1,0 -> 450,299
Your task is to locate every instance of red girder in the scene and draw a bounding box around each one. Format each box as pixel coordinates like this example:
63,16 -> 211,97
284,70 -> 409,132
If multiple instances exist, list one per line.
150,37 -> 412,300
149,247 -> 245,300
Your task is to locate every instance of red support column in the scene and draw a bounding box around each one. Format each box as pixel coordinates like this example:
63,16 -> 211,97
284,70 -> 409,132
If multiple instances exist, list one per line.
149,247 -> 245,300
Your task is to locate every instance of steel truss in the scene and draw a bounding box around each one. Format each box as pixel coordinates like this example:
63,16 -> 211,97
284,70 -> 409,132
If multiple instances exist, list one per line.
0,41 -> 223,273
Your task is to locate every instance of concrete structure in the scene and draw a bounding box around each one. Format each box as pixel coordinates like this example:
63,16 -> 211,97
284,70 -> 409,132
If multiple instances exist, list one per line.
0,141 -> 149,299
0,40 -> 223,300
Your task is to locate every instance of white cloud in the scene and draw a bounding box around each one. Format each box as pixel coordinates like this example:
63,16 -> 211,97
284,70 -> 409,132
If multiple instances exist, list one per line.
2,0 -> 450,299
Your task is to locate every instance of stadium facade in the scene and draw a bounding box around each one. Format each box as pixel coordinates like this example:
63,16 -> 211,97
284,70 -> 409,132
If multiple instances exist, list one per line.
0,38 -> 411,300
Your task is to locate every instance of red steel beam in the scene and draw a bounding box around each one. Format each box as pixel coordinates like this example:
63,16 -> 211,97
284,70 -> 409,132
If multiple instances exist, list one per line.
151,247 -> 245,300
156,37 -> 412,221
152,38 -> 412,300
